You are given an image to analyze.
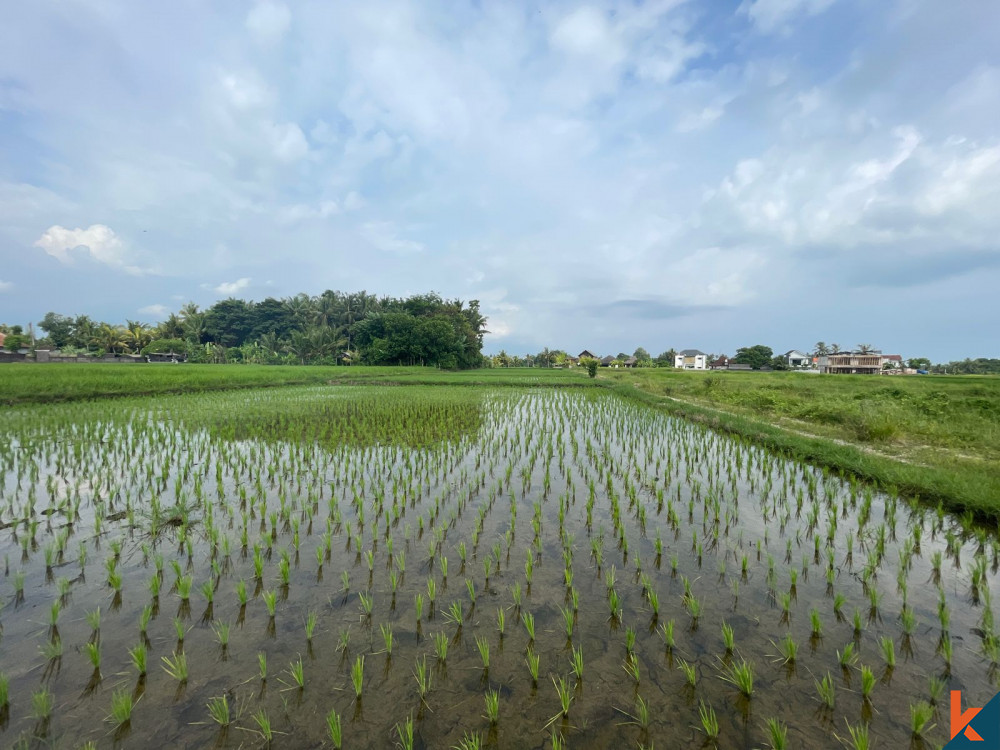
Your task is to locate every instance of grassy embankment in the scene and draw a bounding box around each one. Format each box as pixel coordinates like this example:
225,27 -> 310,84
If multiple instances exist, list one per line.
3,364 -> 998,518
603,368 -> 1000,520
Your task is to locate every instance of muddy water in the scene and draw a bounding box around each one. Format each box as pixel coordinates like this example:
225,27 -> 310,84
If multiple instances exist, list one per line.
0,386 -> 994,748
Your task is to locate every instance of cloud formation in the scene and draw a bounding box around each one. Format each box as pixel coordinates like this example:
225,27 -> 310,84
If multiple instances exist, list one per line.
1,0 -> 998,360
214,278 -> 253,295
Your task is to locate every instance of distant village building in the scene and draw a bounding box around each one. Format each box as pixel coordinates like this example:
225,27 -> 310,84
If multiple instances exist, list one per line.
577,350 -> 599,360
674,349 -> 708,370
784,350 -> 811,368
623,356 -> 637,368
600,355 -> 615,367
709,355 -> 729,370
818,352 -> 905,375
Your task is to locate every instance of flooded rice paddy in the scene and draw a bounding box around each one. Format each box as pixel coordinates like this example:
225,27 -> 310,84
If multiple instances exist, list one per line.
0,385 -> 996,749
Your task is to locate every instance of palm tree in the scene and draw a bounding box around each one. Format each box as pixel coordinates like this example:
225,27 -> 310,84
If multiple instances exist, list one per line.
814,341 -> 829,356
124,320 -> 152,352
158,313 -> 184,339
831,343 -> 841,353
857,344 -> 874,354
91,324 -> 128,354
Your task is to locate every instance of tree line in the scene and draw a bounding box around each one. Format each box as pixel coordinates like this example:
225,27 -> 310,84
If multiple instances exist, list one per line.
23,291 -> 488,369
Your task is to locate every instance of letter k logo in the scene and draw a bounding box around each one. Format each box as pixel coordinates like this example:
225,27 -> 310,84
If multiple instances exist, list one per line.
952,691 -> 984,741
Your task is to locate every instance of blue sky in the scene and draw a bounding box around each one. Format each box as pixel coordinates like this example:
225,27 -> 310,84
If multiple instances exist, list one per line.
1,0 -> 998,361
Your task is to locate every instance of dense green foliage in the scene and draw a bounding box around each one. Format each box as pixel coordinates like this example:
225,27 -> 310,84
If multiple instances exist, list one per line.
33,290 -> 487,368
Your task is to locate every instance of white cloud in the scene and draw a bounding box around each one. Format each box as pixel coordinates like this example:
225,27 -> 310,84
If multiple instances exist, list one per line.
361,222 -> 424,254
33,224 -> 154,274
676,105 -> 724,132
0,279 -> 12,291
276,200 -> 340,224
740,0 -> 837,33
214,277 -> 252,295
138,304 -> 169,317
246,1 -> 291,45
268,121 -> 309,162
550,7 -> 624,66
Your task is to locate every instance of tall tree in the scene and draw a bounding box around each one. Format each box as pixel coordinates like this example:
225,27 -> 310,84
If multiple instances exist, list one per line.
732,344 -> 774,370
814,341 -> 829,356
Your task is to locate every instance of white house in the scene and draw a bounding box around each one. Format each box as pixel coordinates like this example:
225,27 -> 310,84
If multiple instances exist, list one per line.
784,350 -> 812,368
675,349 -> 708,370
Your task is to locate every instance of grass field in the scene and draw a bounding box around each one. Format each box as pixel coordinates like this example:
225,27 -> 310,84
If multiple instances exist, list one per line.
2,363 -> 997,517
0,363 -> 593,404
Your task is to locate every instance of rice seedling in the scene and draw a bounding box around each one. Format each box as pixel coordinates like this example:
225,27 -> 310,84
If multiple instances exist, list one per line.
85,640 -> 101,671
860,665 -> 875,700
434,631 -> 449,662
879,636 -> 895,668
810,608 -> 822,637
698,700 -> 719,741
258,652 -> 268,680
678,658 -> 697,687
253,709 -> 272,743
455,731 -> 483,750
484,688 -> 500,724
162,652 -> 188,683
380,623 -> 394,655
32,688 -> 53,722
553,675 -> 572,717
109,688 -> 134,728
414,655 -> 431,701
816,672 -> 835,709
721,657 -> 755,698
327,709 -> 342,748
285,657 -> 305,689
840,720 -> 871,750
0,673 -> 9,709
522,611 -> 535,642
526,648 -> 540,685
358,590 -> 374,616
207,694 -> 231,727
837,642 -> 857,668
765,717 -> 787,750
444,601 -> 463,626
395,713 -> 415,750
352,655 -> 365,699
570,645 -> 584,680
476,635 -> 490,670
263,589 -> 277,617
722,622 -> 735,652
496,607 -> 506,637
206,622 -> 229,652
776,632 -> 798,663
130,643 -> 147,676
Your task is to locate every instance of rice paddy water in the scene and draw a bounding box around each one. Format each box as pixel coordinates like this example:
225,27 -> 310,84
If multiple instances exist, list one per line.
0,384 -> 995,748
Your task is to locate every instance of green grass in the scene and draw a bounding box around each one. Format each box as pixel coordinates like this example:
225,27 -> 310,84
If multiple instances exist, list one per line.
604,370 -> 1000,518
0,363 -> 594,405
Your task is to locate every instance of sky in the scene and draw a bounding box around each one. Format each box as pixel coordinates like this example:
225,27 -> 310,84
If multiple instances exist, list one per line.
1,0 -> 998,362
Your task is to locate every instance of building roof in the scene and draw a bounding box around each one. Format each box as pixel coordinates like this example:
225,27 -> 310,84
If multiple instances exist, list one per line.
678,349 -> 706,356
709,355 -> 729,366
884,354 -> 903,361
578,350 -> 598,359
600,355 -> 615,365
624,356 -> 637,365
784,350 -> 809,357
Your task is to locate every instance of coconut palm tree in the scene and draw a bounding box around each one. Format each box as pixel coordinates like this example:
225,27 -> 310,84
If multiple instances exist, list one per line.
124,320 -> 152,352
91,324 -> 129,354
